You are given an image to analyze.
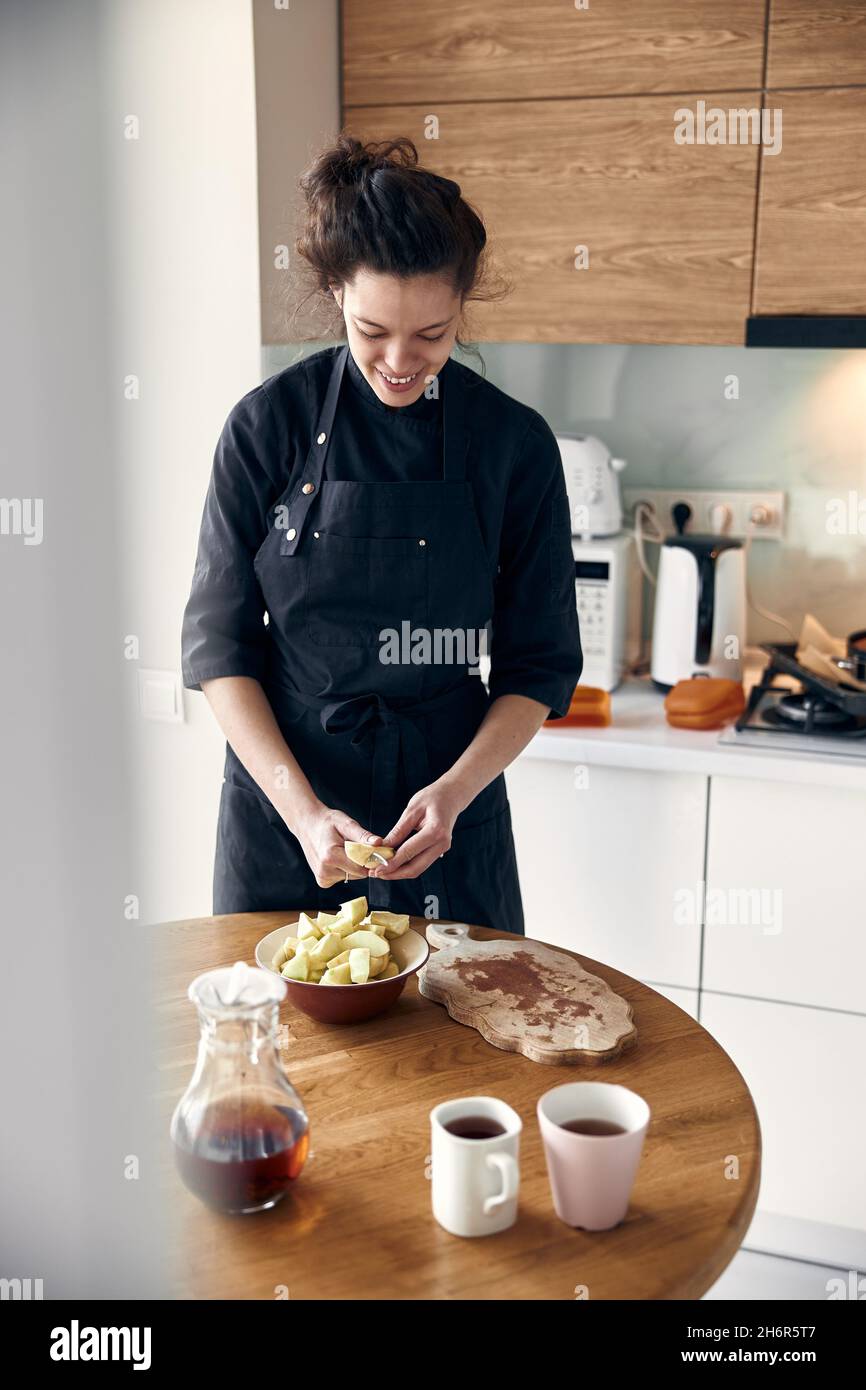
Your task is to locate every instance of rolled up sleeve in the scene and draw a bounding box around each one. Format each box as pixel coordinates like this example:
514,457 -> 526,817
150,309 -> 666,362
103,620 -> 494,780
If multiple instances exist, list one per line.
487,415 -> 582,720
181,385 -> 281,692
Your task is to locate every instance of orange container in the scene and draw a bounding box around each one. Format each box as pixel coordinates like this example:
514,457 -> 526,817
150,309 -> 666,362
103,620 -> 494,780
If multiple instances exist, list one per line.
664,677 -> 745,730
545,686 -> 612,728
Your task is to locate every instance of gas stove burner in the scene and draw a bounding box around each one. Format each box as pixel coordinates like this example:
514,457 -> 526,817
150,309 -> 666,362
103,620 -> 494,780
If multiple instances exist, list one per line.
766,691 -> 856,730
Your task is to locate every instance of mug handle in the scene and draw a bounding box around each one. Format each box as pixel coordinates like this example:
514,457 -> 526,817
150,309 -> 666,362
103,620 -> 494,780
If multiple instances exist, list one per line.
483,1152 -> 519,1215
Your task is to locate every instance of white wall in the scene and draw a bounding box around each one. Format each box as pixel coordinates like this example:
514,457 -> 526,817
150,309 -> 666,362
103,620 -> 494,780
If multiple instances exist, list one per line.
110,0 -> 340,924
107,0 -> 262,923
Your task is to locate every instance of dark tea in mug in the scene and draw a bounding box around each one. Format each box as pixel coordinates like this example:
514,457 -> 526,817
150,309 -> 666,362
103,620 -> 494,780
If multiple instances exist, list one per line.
558,1117 -> 627,1136
444,1116 -> 507,1140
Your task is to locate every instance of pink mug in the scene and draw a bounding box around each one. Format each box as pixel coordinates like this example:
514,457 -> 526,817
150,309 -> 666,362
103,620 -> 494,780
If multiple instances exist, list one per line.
537,1082 -> 650,1230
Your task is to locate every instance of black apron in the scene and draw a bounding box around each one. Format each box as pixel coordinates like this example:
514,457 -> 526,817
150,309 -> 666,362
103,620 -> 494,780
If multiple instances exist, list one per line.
213,345 -> 524,935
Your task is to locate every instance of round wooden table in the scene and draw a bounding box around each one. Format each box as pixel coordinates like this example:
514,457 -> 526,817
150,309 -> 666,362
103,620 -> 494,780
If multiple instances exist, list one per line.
157,914 -> 761,1301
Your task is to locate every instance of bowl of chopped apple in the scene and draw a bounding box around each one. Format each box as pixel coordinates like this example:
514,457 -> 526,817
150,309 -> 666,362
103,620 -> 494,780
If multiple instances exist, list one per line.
255,895 -> 430,1023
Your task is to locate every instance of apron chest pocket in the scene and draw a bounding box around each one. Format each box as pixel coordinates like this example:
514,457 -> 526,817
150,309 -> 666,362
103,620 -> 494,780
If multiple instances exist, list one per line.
305,531 -> 429,647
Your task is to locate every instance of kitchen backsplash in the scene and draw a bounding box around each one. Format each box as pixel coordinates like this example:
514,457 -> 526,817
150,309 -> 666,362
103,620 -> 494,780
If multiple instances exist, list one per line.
262,342 -> 866,643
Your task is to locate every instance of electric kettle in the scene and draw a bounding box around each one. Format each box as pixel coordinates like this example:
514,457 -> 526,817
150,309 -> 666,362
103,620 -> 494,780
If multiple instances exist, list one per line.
650,534 -> 747,689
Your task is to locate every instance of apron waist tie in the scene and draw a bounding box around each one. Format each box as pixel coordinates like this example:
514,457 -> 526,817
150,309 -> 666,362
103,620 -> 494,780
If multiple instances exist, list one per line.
271,681 -> 485,915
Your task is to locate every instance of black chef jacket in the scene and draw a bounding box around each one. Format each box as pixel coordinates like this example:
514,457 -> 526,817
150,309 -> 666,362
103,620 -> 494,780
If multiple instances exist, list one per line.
181,344 -> 582,717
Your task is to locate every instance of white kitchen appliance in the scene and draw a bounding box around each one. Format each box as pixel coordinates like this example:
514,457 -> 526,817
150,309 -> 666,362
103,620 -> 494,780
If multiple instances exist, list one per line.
558,433 -> 627,538
556,433 -> 640,691
572,533 -> 642,690
650,534 -> 747,688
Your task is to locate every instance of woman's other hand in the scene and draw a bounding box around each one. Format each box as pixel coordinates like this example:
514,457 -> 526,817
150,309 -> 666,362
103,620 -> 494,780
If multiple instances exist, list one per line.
371,780 -> 468,882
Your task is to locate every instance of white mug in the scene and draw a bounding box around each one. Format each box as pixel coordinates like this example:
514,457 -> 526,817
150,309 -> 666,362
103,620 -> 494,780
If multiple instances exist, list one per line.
430,1096 -> 521,1237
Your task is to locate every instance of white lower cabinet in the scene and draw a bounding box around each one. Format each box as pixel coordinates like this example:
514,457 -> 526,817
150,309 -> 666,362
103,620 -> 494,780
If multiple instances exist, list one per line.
704,776 -> 866,1014
699,992 -> 866,1239
509,751 -> 866,1261
506,758 -> 706,988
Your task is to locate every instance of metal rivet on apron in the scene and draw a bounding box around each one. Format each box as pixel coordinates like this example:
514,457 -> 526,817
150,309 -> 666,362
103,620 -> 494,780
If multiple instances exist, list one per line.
302,482 -> 315,495
287,528 -> 296,540
317,431 -> 327,445
313,531 -> 320,539
419,538 -> 427,546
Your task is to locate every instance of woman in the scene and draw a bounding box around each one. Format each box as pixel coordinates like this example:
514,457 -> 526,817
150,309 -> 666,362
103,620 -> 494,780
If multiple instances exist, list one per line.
181,135 -> 582,935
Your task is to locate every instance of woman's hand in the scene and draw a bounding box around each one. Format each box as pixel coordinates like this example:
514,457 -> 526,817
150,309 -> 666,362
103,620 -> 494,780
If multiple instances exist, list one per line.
290,803 -> 385,890
370,780 -> 469,882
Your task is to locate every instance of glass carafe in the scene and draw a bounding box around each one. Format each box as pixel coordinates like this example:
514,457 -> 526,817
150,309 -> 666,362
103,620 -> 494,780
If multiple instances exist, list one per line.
170,963 -> 309,1214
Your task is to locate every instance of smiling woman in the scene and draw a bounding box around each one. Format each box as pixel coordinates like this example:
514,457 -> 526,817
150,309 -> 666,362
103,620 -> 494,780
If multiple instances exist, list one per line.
293,134 -> 503,381
181,133 -> 583,934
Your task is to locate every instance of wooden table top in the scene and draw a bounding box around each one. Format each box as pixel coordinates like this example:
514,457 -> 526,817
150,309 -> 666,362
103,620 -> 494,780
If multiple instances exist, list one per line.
156,913 -> 761,1301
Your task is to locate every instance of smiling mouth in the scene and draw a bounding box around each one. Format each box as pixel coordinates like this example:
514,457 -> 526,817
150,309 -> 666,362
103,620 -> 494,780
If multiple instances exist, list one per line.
376,367 -> 421,387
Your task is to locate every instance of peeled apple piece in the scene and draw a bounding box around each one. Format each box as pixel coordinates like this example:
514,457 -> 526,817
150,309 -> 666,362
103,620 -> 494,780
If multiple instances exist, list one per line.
296,913 -> 321,941
342,929 -> 390,959
339,896 -> 368,926
282,953 -> 309,982
360,917 -> 388,937
344,841 -> 395,869
324,962 -> 352,985
349,948 -> 370,984
308,931 -> 343,963
368,911 -> 410,939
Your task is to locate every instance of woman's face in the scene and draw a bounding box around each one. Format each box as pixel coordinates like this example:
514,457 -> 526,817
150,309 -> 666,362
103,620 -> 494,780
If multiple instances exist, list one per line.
333,269 -> 461,407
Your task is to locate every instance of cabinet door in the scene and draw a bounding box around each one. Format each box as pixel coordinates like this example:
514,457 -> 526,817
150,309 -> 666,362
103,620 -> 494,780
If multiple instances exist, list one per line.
753,89 -> 866,315
768,0 -> 866,87
701,992 -> 866,1236
342,0 -> 766,104
703,775 -> 866,1013
344,99 -> 759,344
505,758 -> 706,987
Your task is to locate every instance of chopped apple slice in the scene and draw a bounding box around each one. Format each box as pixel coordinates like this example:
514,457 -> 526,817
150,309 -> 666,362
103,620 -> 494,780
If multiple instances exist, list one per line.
367,953 -> 388,977
339,896 -> 368,927
323,962 -> 352,985
342,929 -> 390,958
359,916 -> 387,937
282,953 -> 309,982
316,910 -> 340,928
369,911 -> 410,939
296,912 -> 322,941
380,960 -> 399,979
349,947 -> 370,984
308,931 -> 343,964
328,949 -> 351,968
344,841 -> 395,869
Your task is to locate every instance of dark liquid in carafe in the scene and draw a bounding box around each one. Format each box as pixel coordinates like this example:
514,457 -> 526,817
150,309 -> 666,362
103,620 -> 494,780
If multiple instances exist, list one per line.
444,1116 -> 506,1140
173,1102 -> 309,1213
559,1117 -> 626,1136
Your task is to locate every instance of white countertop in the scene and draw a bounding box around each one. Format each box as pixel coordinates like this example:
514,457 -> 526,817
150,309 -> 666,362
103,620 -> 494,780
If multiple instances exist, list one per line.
521,677 -> 866,790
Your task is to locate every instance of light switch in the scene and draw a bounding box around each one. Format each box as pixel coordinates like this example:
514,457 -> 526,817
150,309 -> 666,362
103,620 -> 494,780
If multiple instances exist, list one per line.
138,668 -> 184,723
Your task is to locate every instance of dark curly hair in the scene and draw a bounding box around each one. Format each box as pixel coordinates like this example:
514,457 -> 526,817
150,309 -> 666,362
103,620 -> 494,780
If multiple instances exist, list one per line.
289,133 -> 508,352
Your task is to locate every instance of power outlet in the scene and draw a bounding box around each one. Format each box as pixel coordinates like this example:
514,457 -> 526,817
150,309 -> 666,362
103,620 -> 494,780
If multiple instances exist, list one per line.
622,489 -> 785,540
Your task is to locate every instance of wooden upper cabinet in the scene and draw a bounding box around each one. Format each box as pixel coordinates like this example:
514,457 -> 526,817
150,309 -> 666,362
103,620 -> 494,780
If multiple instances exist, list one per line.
753,89 -> 866,316
344,100 -> 759,345
767,0 -> 866,87
342,0 -> 766,104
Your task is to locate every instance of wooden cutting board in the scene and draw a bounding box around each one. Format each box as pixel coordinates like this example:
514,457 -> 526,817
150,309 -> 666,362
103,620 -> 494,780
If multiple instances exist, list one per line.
418,922 -> 637,1065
